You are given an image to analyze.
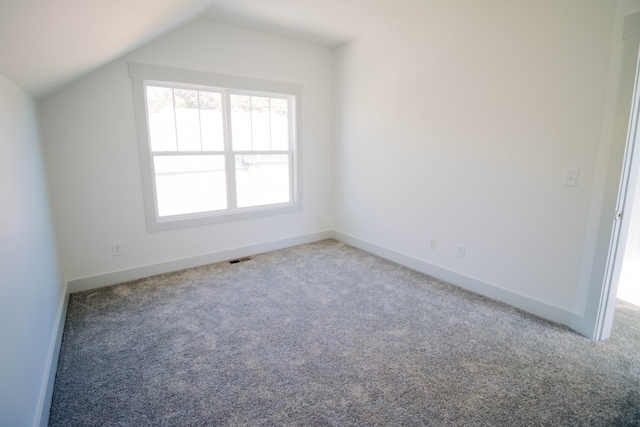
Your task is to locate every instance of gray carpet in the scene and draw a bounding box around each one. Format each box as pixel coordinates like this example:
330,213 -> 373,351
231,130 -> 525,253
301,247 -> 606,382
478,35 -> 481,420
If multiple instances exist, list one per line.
49,239 -> 640,426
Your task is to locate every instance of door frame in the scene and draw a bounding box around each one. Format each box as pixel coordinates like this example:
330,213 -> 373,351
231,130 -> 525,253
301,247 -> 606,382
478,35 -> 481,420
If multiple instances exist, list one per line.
592,13 -> 640,340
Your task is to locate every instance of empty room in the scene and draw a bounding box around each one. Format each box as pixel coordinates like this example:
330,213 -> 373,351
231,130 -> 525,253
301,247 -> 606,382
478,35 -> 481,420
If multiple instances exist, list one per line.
2,0 -> 640,425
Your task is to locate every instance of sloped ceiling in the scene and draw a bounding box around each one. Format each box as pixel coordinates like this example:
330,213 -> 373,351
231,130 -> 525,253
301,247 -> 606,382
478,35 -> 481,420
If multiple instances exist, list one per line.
202,0 -> 418,47
0,0 -> 418,99
0,0 -> 212,99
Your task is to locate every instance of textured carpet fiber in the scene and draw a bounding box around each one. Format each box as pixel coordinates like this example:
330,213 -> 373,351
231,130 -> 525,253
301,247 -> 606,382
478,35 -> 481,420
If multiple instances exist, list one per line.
50,239 -> 640,426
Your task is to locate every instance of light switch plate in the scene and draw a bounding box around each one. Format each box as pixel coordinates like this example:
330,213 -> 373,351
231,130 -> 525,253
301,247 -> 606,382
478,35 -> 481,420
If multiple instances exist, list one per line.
563,169 -> 579,187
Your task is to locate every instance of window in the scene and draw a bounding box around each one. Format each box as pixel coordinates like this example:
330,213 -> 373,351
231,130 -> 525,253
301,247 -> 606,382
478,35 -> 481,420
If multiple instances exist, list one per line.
129,63 -> 302,231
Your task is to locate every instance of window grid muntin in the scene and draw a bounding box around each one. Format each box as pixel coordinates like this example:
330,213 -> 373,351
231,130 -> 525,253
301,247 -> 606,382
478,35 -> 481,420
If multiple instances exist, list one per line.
144,82 -> 225,154
143,80 -> 294,220
228,91 -> 291,153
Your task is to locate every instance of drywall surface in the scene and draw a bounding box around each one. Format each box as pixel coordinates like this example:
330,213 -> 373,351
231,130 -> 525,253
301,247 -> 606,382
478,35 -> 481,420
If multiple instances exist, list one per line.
333,0 -> 617,320
39,19 -> 333,281
0,74 -> 64,426
571,0 -> 640,338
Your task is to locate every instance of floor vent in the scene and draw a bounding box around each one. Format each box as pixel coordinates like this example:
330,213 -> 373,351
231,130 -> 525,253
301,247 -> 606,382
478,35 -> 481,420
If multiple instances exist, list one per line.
229,257 -> 253,264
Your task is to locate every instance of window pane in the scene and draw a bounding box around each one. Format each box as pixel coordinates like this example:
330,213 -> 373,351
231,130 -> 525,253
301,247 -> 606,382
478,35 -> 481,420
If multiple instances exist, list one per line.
270,98 -> 289,150
235,154 -> 290,208
174,89 -> 201,151
199,91 -> 224,151
251,96 -> 271,151
146,86 -> 176,151
154,155 -> 226,217
231,94 -> 252,151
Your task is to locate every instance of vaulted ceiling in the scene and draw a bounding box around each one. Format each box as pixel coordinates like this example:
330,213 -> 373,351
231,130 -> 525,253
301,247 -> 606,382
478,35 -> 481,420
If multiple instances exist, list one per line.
0,0 -> 419,99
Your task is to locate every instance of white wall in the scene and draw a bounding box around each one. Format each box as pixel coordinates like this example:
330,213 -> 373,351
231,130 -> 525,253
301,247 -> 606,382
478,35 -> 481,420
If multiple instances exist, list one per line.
0,74 -> 65,426
39,19 -> 333,284
334,0 -> 617,325
567,0 -> 640,338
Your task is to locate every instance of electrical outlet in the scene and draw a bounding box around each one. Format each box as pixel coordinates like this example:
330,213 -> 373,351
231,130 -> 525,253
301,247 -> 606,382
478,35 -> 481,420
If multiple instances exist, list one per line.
316,212 -> 323,223
456,244 -> 465,259
429,238 -> 437,250
112,243 -> 123,256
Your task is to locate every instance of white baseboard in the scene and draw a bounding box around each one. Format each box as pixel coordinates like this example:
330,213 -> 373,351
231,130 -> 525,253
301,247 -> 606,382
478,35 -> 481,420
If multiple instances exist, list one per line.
68,230 -> 334,293
35,228 -> 590,426
332,230 -> 577,330
36,281 -> 69,427
66,228 -> 579,332
568,312 -> 595,340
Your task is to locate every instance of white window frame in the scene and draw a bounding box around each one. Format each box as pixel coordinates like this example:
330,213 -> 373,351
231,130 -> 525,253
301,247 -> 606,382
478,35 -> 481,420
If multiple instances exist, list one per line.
129,62 -> 302,232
